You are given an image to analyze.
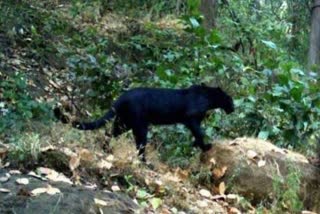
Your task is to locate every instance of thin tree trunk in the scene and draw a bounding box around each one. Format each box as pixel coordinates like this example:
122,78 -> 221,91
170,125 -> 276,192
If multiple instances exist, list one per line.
308,0 -> 320,71
200,0 -> 218,30
288,1 -> 300,53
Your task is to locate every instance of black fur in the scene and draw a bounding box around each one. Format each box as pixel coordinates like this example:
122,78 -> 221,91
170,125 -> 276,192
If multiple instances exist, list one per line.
55,85 -> 234,161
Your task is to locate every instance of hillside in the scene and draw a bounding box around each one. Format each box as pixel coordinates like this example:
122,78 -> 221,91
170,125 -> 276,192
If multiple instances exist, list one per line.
0,1 -> 320,213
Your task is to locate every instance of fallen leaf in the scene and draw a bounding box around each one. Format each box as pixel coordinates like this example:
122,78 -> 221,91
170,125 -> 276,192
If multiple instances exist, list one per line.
0,188 -> 10,193
28,171 -> 47,181
97,159 -> 112,169
94,198 -> 108,206
106,154 -> 114,162
229,207 -> 241,214
144,178 -> 150,185
48,79 -> 59,88
37,167 -> 52,175
111,185 -> 120,192
247,150 -> 258,159
73,173 -> 81,185
31,187 -> 48,196
209,158 -> 216,165
9,170 -> 21,174
0,173 -> 10,182
0,147 -> 8,160
67,86 -> 72,92
46,185 -> 61,195
84,183 -> 97,190
212,166 -> 228,179
155,179 -> 163,186
16,178 -> 29,185
31,185 -> 60,196
60,147 -> 77,156
257,160 -> 266,167
40,145 -> 56,152
160,207 -> 171,214
47,172 -> 72,184
199,189 -> 212,198
69,155 -> 80,171
132,198 -> 139,205
37,167 -> 72,184
218,182 -> 226,195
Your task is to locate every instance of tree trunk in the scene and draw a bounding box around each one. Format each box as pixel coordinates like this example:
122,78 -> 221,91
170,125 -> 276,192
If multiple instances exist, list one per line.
308,0 -> 320,71
200,0 -> 218,30
288,1 -> 300,53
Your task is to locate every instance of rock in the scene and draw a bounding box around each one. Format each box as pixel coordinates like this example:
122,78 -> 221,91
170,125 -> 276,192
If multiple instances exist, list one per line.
0,169 -> 138,214
204,137 -> 320,213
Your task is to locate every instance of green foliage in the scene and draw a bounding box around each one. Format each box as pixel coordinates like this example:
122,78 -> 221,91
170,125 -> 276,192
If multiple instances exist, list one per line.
227,65 -> 320,148
104,0 -> 187,18
271,165 -> 303,213
0,0 -> 319,164
152,126 -> 199,168
9,132 -> 42,161
0,72 -> 51,134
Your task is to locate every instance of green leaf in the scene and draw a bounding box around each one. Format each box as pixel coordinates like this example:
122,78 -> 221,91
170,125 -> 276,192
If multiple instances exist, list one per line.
156,66 -> 168,80
258,131 -> 269,140
290,86 -> 303,101
136,189 -> 149,199
150,198 -> 162,210
189,17 -> 200,28
88,54 -> 97,64
234,99 -> 244,107
248,96 -> 256,102
261,40 -> 277,50
278,73 -> 289,85
187,0 -> 201,15
208,29 -> 221,44
272,85 -> 286,96
291,68 -> 305,76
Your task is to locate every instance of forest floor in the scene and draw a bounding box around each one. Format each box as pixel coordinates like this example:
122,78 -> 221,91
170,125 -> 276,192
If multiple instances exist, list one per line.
0,131 -> 248,214
1,131 -> 320,213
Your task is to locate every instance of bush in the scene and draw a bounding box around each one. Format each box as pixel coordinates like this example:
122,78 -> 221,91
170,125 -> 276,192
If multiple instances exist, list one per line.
0,71 -> 52,135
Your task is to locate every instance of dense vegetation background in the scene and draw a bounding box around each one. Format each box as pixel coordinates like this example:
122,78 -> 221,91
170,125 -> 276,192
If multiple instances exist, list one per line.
0,0 -> 320,213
